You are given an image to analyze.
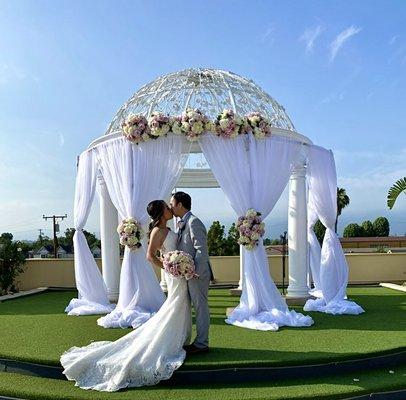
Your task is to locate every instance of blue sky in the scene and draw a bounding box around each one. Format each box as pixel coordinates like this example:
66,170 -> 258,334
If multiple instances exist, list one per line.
1,0 -> 406,241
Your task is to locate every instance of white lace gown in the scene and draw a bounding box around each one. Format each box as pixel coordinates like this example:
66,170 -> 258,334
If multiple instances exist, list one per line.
60,230 -> 192,392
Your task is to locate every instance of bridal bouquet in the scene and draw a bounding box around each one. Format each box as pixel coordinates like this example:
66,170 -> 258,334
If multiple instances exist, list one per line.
121,114 -> 151,144
148,112 -> 171,138
236,209 -> 265,250
162,250 -> 198,280
178,108 -> 212,142
246,112 -> 272,139
214,109 -> 249,139
117,218 -> 144,250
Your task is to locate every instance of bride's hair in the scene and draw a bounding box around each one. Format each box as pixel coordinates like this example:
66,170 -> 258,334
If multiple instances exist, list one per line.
147,200 -> 166,239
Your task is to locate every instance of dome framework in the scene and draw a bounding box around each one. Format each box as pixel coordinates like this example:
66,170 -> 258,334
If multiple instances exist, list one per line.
88,68 -> 311,303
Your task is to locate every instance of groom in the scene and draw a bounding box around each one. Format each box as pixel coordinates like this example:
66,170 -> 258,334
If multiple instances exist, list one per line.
170,191 -> 211,354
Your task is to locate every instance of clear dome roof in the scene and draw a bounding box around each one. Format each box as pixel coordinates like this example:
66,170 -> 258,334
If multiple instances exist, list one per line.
105,68 -> 296,134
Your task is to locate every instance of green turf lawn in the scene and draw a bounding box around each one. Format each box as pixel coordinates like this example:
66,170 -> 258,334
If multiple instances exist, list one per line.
0,287 -> 404,369
0,365 -> 405,400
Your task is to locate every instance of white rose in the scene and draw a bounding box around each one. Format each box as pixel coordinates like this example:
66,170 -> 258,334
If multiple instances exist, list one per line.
181,122 -> 190,132
219,119 -> 229,129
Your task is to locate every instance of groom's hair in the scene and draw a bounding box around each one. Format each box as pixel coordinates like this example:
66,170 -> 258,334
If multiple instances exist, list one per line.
172,191 -> 191,210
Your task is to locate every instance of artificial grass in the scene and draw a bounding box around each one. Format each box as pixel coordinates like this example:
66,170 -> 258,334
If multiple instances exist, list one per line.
0,287 -> 405,370
0,365 -> 405,400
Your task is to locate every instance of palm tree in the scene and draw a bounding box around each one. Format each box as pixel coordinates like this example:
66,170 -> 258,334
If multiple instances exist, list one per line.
387,177 -> 406,209
336,187 -> 350,233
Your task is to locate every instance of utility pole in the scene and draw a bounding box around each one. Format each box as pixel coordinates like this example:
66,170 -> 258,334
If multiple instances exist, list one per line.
43,214 -> 67,258
38,229 -> 44,245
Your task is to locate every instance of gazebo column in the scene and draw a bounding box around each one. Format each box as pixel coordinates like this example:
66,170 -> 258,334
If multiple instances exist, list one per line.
237,245 -> 244,290
99,178 -> 120,302
286,163 -> 310,300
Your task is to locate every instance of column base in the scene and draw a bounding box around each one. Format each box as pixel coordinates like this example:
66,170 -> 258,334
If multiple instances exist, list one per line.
107,291 -> 119,303
283,295 -> 313,306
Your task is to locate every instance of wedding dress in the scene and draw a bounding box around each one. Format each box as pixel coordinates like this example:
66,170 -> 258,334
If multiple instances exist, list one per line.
60,229 -> 192,391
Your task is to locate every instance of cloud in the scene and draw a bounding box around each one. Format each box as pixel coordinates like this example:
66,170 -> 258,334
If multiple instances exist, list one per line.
261,23 -> 276,44
330,26 -> 362,62
59,133 -> 65,147
299,25 -> 323,53
389,35 -> 398,46
0,63 -> 26,84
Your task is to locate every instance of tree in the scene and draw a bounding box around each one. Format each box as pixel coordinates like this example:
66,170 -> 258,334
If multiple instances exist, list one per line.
361,220 -> 375,237
0,235 -> 26,294
313,220 -> 326,245
373,217 -> 390,237
336,187 -> 350,233
0,233 -> 13,243
387,177 -> 406,209
343,223 -> 364,238
224,223 -> 240,256
263,238 -> 272,246
207,221 -> 226,256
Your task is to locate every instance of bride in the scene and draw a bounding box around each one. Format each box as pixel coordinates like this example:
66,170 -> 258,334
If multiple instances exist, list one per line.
60,200 -> 191,391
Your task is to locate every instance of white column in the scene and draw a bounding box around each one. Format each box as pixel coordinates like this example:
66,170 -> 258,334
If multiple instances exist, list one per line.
286,163 -> 310,299
237,245 -> 244,290
99,178 -> 120,302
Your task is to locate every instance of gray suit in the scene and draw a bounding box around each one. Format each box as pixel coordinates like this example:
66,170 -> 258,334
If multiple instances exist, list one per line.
177,212 -> 210,348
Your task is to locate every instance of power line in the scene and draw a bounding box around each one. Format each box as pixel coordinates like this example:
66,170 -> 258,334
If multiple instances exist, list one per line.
42,214 -> 67,258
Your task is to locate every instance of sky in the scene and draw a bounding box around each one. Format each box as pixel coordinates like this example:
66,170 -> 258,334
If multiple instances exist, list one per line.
0,0 -> 406,241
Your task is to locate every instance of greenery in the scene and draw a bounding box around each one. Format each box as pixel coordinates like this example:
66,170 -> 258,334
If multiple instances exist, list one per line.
373,217 -> 390,237
343,223 -> 364,238
335,187 -> 350,233
387,176 -> 406,209
313,220 -> 326,245
0,233 -> 26,295
343,217 -> 390,238
361,220 -> 375,236
207,221 -> 240,256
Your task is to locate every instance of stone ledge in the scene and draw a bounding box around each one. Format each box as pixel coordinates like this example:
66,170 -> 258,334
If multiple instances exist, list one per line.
0,287 -> 48,302
379,282 -> 406,293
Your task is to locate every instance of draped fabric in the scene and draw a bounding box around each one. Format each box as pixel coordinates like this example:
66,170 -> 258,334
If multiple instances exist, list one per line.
65,151 -> 114,315
304,146 -> 364,315
200,134 -> 314,330
307,202 -> 322,298
94,136 -> 189,328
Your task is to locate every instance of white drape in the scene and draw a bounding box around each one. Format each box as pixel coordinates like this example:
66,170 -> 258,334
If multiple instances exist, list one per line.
200,134 -> 314,330
94,136 -> 189,328
304,146 -> 364,315
65,151 -> 114,315
307,202 -> 322,298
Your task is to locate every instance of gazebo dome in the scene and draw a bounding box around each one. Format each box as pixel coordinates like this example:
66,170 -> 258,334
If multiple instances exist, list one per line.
105,68 -> 296,135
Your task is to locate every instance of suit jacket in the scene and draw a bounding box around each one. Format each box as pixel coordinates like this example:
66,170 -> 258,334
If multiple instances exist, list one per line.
177,212 -> 211,279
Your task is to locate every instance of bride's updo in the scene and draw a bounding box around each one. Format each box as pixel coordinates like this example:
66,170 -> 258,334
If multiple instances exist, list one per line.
147,200 -> 166,239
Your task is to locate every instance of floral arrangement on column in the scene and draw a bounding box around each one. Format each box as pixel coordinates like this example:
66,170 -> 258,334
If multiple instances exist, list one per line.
236,209 -> 265,250
117,218 -> 144,251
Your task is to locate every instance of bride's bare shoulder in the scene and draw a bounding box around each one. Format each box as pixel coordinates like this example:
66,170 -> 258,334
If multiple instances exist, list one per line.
150,227 -> 169,240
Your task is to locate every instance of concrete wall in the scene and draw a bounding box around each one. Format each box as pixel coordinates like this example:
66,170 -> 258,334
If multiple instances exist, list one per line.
16,253 -> 406,291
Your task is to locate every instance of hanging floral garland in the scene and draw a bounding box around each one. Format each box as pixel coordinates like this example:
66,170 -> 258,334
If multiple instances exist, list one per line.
246,112 -> 272,139
121,108 -> 272,143
121,115 -> 150,144
236,209 -> 265,250
117,218 -> 144,251
213,109 -> 249,139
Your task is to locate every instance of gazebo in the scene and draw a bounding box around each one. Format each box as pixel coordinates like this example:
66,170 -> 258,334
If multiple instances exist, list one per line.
66,68 -> 363,331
